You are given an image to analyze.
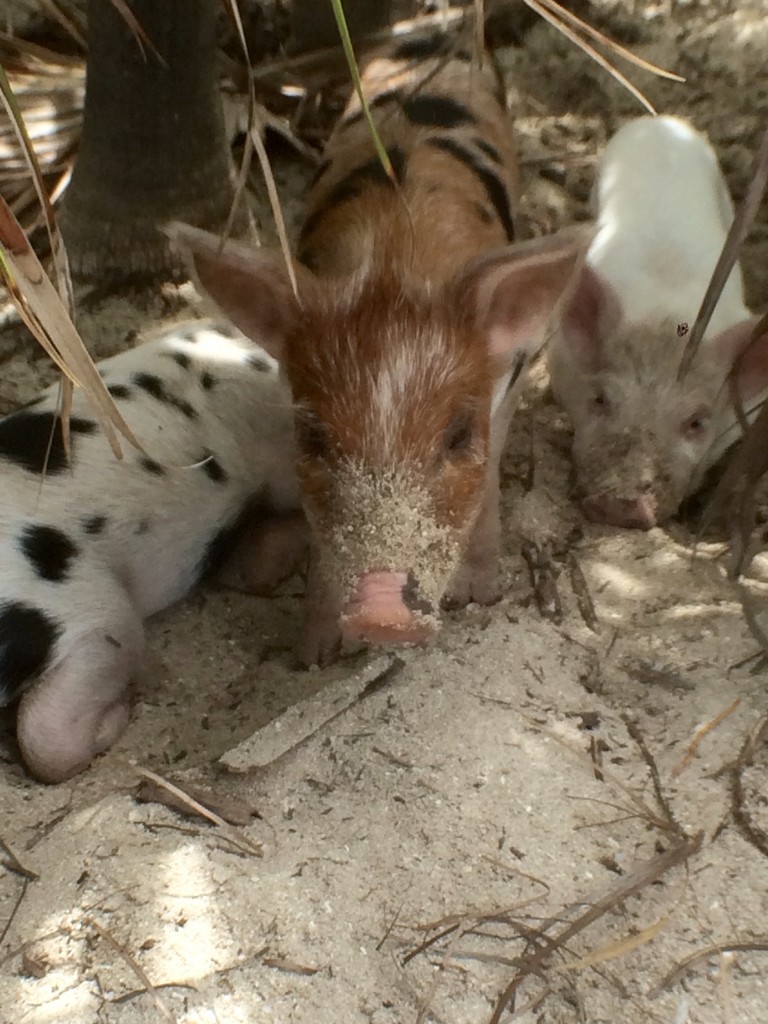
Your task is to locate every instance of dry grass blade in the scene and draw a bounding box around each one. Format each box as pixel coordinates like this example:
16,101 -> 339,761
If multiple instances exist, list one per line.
0,196 -> 141,459
0,60 -> 73,314
38,0 -> 87,50
106,0 -> 165,64
671,698 -> 741,778
522,0 -> 659,114
654,939 -> 768,994
248,7 -> 468,82
489,832 -> 703,1024
330,0 -> 395,183
678,120 -> 768,379
533,0 -> 684,81
556,914 -> 669,971
224,0 -> 296,293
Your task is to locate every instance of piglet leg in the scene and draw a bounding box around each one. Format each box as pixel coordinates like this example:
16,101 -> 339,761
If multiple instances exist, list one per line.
294,547 -> 343,669
214,511 -> 309,595
16,601 -> 144,784
443,470 -> 502,608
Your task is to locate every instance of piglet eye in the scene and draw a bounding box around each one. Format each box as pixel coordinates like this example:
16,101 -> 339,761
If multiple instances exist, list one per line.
593,390 -> 609,411
444,412 -> 475,456
297,415 -> 332,459
682,410 -> 709,439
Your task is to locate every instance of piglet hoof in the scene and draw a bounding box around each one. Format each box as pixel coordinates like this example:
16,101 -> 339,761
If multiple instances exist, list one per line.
293,627 -> 342,670
294,550 -> 344,669
443,567 -> 502,610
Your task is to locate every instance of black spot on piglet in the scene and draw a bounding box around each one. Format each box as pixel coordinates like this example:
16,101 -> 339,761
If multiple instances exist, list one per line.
82,514 -> 108,535
0,601 -> 60,706
0,411 -> 96,475
167,351 -> 191,370
139,456 -> 165,477
401,94 -> 477,129
133,372 -> 198,420
200,450 -> 228,484
20,525 -> 79,582
246,353 -> 273,373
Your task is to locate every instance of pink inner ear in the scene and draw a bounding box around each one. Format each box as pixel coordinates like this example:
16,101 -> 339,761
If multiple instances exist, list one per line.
465,232 -> 591,378
725,317 -> 768,402
560,265 -> 620,365
169,223 -> 308,362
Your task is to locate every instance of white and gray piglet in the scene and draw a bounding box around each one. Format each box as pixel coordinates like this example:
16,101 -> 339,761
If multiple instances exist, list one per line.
549,114 -> 768,529
0,321 -> 304,783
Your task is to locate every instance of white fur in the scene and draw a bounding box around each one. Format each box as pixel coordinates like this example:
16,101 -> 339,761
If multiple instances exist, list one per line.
0,320 -> 300,781
548,116 -> 767,527
588,115 -> 749,333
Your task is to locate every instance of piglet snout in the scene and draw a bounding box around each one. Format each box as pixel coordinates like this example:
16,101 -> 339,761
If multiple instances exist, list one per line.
341,570 -> 437,646
581,493 -> 658,530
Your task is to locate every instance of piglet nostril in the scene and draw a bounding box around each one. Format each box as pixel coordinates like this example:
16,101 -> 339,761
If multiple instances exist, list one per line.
402,572 -> 434,617
582,493 -> 658,531
341,570 -> 438,646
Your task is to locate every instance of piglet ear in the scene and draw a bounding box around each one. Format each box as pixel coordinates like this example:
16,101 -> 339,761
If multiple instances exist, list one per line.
559,264 -> 622,366
166,223 -> 312,361
459,226 -> 595,378
717,314 -> 768,403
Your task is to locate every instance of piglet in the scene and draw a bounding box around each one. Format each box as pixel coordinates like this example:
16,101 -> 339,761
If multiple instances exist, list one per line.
172,36 -> 588,667
549,114 -> 768,529
0,321 -> 305,782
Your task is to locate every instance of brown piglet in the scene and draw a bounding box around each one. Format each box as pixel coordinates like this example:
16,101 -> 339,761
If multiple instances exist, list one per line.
172,37 -> 588,666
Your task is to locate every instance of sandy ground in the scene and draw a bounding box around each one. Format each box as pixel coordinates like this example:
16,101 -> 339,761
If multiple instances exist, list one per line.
2,2 -> 768,1023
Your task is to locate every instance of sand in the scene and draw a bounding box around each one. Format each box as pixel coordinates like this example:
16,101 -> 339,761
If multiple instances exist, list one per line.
2,2 -> 768,1022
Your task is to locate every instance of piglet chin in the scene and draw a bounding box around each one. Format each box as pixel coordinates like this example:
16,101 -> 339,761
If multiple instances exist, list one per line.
581,493 -> 659,531
341,570 -> 438,646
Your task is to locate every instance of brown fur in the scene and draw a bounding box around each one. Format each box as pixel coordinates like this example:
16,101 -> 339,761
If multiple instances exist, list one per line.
172,45 -> 588,665
299,53 -> 518,281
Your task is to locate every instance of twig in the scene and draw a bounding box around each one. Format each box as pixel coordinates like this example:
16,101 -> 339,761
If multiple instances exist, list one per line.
133,767 -> 263,857
377,895 -> 407,952
111,981 -> 198,1006
0,878 -> 29,948
0,836 -> 39,880
87,918 -> 177,1024
521,540 -> 563,623
623,717 -> 682,836
671,698 -> 741,778
729,715 -> 768,858
567,553 -> 599,632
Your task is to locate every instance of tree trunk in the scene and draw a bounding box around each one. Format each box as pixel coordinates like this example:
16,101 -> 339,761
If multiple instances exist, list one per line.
288,0 -> 394,53
59,0 -> 239,284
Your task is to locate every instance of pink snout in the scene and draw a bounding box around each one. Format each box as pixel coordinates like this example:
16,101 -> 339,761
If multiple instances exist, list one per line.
341,570 -> 437,646
581,493 -> 658,531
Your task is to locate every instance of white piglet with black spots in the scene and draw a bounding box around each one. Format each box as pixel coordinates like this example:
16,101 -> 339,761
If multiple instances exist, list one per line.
0,321 -> 303,783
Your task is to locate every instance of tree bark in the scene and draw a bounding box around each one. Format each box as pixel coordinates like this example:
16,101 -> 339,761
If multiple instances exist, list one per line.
59,0 -> 239,284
